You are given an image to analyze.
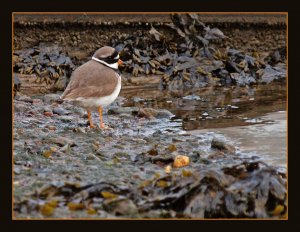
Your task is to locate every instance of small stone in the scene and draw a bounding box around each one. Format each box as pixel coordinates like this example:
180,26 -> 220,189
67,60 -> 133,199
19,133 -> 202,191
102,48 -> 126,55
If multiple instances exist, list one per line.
168,144 -> 177,152
108,107 -> 139,115
32,99 -> 42,105
53,107 -> 69,115
105,199 -> 138,216
14,102 -> 28,112
172,138 -> 184,143
50,136 -> 76,146
156,109 -> 174,119
73,127 -> 86,133
43,94 -> 61,104
173,155 -> 190,168
58,115 -> 73,122
137,108 -> 157,118
208,151 -> 226,159
44,111 -> 53,117
165,165 -> 172,174
47,126 -> 57,131
211,138 -> 236,154
16,95 -> 33,103
43,106 -> 52,113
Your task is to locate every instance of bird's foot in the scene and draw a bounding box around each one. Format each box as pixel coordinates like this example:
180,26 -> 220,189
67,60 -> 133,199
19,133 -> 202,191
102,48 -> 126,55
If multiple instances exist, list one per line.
100,123 -> 113,130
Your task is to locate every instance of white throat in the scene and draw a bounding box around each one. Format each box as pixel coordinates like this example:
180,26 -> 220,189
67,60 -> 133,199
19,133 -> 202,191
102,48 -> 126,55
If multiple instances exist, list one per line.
92,56 -> 118,69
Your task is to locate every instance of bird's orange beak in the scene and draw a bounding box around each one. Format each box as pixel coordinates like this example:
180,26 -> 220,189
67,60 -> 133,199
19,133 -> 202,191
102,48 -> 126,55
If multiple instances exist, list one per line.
118,59 -> 123,65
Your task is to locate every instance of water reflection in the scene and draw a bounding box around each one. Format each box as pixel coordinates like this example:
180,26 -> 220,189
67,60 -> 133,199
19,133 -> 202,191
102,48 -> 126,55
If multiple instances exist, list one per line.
121,83 -> 286,131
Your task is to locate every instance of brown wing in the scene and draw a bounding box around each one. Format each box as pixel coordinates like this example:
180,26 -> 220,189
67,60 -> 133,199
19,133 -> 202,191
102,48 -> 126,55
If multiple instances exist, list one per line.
61,61 -> 118,100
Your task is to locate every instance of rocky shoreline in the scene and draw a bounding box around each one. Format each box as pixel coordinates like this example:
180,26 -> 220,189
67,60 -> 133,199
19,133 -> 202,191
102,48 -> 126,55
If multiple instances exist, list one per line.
13,92 -> 287,218
13,13 -> 287,219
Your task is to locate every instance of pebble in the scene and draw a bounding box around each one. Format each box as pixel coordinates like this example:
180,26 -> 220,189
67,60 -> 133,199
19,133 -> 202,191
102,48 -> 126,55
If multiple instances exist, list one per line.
108,107 -> 139,115
58,115 -> 73,123
211,138 -> 236,154
73,127 -> 86,133
14,102 -> 29,112
50,136 -> 76,146
106,199 -> 138,216
208,151 -> 226,159
156,109 -> 174,119
46,126 -> 57,131
43,94 -> 61,104
32,99 -> 42,105
53,107 -> 69,115
44,111 -> 53,117
16,95 -> 33,103
43,106 -> 52,113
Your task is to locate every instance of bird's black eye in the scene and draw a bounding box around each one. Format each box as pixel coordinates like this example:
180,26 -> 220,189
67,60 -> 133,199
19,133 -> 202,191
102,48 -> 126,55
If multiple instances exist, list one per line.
99,50 -> 119,64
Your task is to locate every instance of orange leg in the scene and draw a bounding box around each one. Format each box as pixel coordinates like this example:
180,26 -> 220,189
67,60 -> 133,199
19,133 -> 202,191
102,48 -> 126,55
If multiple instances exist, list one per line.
98,106 -> 105,129
87,111 -> 95,128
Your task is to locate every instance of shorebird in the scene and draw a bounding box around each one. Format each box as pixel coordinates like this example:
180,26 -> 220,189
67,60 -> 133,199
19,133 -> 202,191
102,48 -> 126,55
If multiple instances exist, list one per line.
60,46 -> 123,129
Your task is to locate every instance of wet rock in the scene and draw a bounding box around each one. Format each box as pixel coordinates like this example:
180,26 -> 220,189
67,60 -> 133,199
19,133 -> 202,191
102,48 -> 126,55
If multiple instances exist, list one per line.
173,155 -> 190,168
73,127 -> 86,133
49,136 -> 76,146
259,65 -> 286,84
108,107 -> 139,115
53,107 -> 69,115
231,71 -> 256,86
43,93 -> 61,104
151,154 -> 174,165
189,151 -> 201,162
72,107 -> 86,117
104,199 -> 138,216
211,138 -> 236,154
137,108 -> 157,119
58,115 -> 73,123
143,210 -> 177,218
156,109 -> 174,119
46,125 -> 57,131
15,95 -> 33,103
42,106 -> 52,113
208,150 -> 226,159
32,99 -> 43,105
43,111 -> 53,117
14,101 -> 29,112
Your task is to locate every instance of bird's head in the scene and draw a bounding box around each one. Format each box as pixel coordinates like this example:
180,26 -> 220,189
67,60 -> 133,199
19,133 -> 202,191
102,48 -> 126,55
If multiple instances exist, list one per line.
92,46 -> 123,69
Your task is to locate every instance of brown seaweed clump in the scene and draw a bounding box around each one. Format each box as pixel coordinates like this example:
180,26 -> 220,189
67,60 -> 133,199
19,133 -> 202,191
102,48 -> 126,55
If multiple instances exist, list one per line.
111,13 -> 286,90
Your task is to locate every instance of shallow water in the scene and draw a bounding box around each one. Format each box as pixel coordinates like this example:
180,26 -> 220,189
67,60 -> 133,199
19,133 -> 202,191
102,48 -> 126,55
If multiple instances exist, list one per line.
191,111 -> 287,170
121,83 -> 286,129
121,83 -> 287,168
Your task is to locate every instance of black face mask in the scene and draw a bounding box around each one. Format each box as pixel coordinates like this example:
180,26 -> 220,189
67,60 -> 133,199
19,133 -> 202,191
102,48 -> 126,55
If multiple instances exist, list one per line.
100,50 -> 119,64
